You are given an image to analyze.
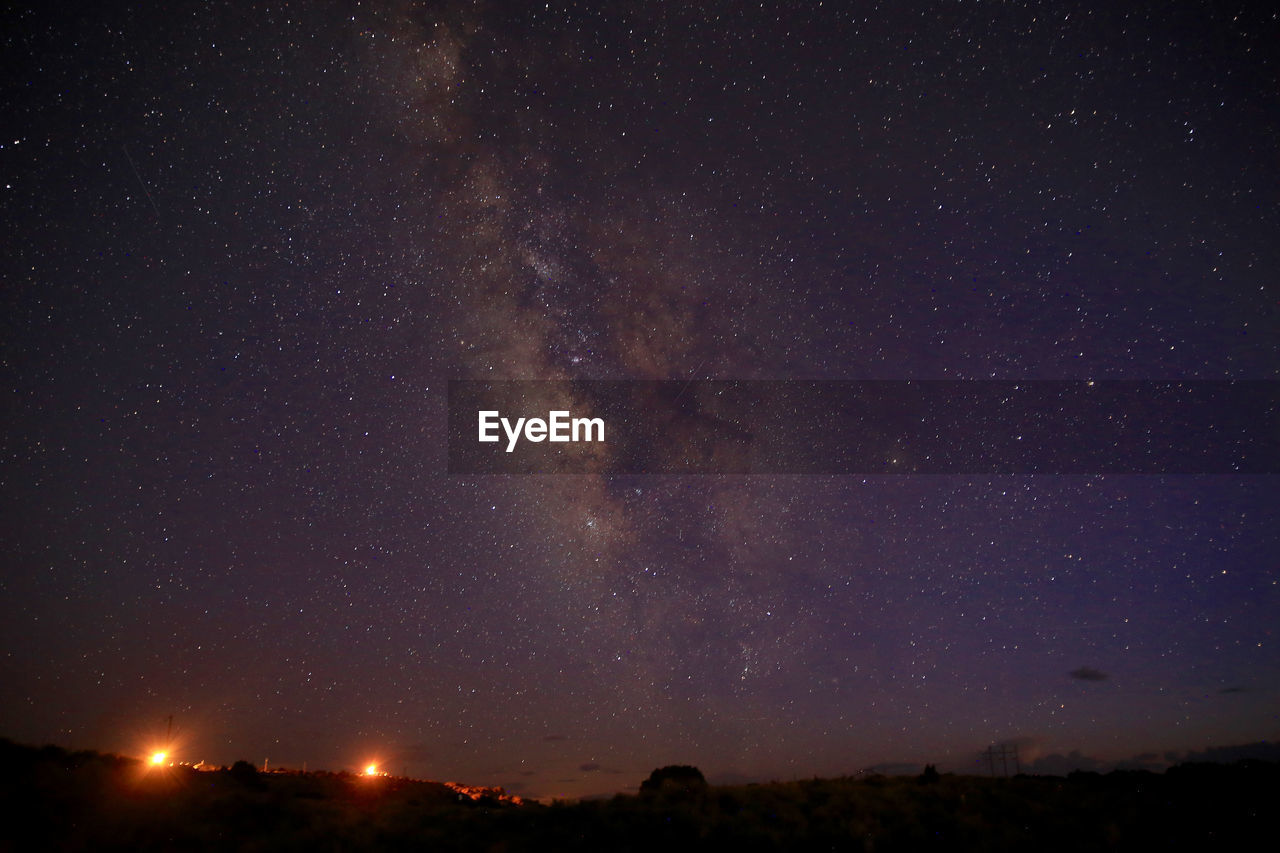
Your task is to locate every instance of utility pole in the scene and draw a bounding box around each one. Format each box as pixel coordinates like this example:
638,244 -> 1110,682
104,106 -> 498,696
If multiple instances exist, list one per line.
982,744 -> 1020,777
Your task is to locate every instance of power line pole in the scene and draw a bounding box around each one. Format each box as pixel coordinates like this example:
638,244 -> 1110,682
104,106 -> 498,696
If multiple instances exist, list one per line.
982,744 -> 1020,777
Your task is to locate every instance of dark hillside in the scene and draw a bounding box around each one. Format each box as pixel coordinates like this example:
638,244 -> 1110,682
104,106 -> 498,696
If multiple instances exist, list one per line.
1,740 -> 1273,851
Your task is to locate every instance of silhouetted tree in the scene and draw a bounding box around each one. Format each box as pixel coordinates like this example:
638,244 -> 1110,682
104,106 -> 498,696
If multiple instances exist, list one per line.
230,760 -> 262,787
640,765 -> 707,795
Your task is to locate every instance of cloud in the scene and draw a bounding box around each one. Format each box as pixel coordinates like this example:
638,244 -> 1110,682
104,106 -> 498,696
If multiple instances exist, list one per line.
578,762 -> 600,772
1006,740 -> 1280,778
862,762 -> 921,776
394,743 -> 434,763
543,734 -> 567,742
1179,742 -> 1280,764
1027,750 -> 1105,776
1113,753 -> 1164,772
1069,666 -> 1109,682
707,770 -> 756,786
1218,686 -> 1247,694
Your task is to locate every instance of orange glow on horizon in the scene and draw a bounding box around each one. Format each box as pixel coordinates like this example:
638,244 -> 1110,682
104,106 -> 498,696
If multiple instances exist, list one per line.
364,763 -> 378,776
150,751 -> 167,766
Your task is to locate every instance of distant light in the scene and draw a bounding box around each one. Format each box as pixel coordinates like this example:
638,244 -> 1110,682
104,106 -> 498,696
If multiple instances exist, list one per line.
364,764 -> 378,776
150,751 -> 167,766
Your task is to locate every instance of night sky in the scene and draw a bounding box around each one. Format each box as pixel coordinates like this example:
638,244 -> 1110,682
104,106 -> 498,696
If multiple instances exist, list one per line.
3,1 -> 1278,800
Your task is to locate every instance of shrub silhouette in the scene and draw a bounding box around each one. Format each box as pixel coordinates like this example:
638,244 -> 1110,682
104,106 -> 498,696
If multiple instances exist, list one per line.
639,765 -> 707,795
230,760 -> 264,788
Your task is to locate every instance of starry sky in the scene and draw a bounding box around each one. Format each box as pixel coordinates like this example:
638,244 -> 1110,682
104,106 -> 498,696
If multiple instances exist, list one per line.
2,1 -> 1278,800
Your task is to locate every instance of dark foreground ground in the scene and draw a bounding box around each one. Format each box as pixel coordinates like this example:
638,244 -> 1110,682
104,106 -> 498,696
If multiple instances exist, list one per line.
0,739 -> 1273,852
